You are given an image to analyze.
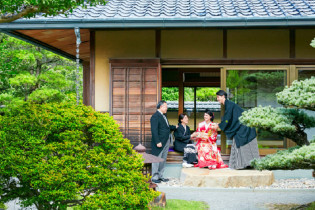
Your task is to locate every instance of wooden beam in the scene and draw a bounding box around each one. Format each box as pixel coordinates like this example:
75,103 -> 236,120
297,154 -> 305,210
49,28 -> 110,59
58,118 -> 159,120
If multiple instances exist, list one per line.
183,82 -> 220,87
110,58 -> 160,65
161,58 -> 315,65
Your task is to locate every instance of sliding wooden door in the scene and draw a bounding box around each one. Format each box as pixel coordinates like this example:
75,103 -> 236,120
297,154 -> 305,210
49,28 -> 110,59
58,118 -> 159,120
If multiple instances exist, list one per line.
110,59 -> 161,153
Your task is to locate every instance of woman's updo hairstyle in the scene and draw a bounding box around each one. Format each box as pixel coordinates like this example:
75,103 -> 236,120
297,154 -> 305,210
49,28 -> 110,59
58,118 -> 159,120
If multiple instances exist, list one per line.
205,109 -> 214,122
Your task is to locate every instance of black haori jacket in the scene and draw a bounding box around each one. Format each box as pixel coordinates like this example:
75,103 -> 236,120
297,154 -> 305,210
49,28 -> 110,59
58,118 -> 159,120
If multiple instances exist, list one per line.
174,124 -> 192,153
150,111 -> 176,156
219,99 -> 256,148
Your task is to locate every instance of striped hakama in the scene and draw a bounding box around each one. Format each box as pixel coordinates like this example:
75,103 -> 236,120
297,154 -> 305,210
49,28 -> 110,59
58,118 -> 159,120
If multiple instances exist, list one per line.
229,137 -> 260,169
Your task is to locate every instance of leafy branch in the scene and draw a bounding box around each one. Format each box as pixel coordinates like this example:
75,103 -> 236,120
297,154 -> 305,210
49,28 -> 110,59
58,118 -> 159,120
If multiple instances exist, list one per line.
0,0 -> 107,23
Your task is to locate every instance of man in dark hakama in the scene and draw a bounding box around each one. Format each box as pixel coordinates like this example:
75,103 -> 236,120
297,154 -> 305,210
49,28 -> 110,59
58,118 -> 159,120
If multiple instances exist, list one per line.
213,90 -> 260,169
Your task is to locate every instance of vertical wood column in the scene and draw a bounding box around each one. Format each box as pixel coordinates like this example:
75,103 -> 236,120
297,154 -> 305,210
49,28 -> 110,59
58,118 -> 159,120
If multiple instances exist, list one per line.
155,30 -> 161,58
178,70 -> 184,114
290,29 -> 296,59
223,29 -> 227,59
90,30 -> 96,108
83,61 -> 90,106
220,68 -> 227,154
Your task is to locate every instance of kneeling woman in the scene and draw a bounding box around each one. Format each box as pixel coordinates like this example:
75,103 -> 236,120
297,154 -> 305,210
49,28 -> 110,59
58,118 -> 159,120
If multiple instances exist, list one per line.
194,109 -> 228,170
174,113 -> 198,167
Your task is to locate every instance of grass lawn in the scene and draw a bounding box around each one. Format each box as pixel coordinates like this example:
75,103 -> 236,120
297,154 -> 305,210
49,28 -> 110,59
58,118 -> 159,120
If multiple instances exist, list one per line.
306,202 -> 315,210
152,199 -> 209,210
264,201 -> 315,210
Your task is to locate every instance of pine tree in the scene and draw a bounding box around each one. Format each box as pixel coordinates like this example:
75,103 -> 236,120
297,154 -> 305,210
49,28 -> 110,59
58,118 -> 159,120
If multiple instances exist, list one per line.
240,77 -> 315,146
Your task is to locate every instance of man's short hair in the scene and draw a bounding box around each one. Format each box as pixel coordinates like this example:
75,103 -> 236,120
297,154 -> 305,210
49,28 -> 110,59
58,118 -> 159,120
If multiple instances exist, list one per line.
216,90 -> 227,99
157,100 -> 167,109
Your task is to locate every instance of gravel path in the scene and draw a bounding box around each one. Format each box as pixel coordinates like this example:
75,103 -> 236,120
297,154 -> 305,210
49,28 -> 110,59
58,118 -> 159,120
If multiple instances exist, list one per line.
157,177 -> 315,209
157,186 -> 315,210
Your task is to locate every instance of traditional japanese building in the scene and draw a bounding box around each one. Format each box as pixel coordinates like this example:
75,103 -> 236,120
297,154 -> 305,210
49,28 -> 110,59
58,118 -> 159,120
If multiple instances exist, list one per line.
1,0 -> 315,155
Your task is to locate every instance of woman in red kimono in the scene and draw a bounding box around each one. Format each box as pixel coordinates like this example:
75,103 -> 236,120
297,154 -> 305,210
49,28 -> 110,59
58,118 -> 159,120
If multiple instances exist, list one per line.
193,109 -> 228,170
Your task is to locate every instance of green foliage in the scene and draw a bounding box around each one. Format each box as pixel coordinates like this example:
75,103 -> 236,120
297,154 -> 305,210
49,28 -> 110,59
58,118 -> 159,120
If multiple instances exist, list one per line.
0,33 -> 82,105
240,106 -> 315,146
0,202 -> 6,209
307,202 -> 315,210
239,76 -> 315,146
227,70 -> 286,106
247,71 -> 285,91
0,102 -> 158,209
0,93 -> 14,104
241,106 -> 300,134
184,88 -> 194,101
251,143 -> 315,170
196,87 -> 220,101
240,106 -> 295,134
9,72 -> 37,87
162,87 -> 219,102
28,88 -> 65,104
276,77 -> 315,111
162,87 -> 179,101
0,0 -> 107,23
0,34 -> 26,92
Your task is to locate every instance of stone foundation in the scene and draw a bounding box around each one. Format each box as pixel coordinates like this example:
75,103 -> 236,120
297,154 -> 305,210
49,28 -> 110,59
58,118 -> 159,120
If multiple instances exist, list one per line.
181,168 -> 274,188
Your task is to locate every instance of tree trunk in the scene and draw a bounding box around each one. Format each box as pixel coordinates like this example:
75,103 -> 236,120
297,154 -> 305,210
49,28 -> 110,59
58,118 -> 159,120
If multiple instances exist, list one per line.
291,130 -> 309,146
36,59 -> 42,76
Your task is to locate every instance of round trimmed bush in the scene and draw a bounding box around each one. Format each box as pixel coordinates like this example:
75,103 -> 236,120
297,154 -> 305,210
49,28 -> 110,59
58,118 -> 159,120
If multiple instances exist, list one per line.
0,102 -> 158,209
251,143 -> 315,170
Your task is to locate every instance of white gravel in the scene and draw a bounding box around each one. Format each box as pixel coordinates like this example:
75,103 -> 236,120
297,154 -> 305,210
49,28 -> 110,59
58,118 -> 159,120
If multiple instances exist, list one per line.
158,177 -> 315,189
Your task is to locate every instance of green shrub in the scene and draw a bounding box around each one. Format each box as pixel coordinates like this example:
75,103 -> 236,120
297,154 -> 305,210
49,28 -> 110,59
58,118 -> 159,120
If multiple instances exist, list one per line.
251,143 -> 315,170
0,102 -> 158,209
0,202 -> 7,209
28,88 -> 65,104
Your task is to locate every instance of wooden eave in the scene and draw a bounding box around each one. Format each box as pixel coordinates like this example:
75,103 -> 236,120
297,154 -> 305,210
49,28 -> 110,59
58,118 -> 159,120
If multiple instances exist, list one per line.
8,29 -> 91,62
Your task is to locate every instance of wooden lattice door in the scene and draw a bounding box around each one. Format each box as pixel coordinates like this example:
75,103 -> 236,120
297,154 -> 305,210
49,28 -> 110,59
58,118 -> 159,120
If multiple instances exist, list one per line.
110,59 -> 161,153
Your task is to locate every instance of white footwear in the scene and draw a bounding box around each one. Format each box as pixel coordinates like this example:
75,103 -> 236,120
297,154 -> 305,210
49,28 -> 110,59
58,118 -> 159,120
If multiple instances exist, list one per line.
182,163 -> 193,168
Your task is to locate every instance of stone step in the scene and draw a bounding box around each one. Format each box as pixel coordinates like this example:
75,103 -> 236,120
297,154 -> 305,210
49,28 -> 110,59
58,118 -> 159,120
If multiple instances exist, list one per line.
180,168 -> 274,188
167,150 -> 230,163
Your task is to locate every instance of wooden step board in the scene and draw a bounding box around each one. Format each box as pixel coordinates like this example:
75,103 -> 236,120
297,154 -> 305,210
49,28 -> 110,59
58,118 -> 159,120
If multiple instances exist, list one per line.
167,151 -> 230,163
167,151 -> 184,163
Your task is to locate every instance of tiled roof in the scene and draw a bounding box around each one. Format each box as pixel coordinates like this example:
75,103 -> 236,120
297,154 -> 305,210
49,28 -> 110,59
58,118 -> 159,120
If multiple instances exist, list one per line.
2,0 -> 315,29
36,0 -> 315,19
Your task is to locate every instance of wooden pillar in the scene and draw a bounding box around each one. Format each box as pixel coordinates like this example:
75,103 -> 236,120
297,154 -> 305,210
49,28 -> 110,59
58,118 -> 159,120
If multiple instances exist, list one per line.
178,70 -> 184,114
155,29 -> 161,58
83,61 -> 90,106
90,30 -> 96,108
223,29 -> 227,58
220,68 -> 227,154
290,29 -> 295,59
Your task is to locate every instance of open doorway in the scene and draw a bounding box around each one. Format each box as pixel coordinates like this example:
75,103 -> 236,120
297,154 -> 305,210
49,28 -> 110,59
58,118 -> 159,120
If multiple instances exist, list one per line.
161,68 -> 223,150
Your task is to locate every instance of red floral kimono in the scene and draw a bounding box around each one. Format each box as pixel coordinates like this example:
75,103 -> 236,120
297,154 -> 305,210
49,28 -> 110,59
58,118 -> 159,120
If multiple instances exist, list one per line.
195,121 -> 228,169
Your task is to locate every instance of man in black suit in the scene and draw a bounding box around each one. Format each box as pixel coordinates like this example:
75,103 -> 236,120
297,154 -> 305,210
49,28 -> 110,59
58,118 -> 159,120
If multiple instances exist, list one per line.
150,100 -> 176,183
